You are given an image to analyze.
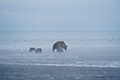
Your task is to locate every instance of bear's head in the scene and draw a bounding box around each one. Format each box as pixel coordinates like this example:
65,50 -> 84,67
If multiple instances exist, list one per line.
63,45 -> 68,51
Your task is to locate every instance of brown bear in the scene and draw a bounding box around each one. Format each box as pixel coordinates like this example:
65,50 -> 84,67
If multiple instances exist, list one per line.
29,47 -> 36,52
35,48 -> 42,53
52,41 -> 67,52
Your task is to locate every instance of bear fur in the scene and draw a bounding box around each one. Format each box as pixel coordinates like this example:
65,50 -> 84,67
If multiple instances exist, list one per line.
29,47 -> 36,52
29,47 -> 42,53
52,41 -> 67,52
35,48 -> 42,53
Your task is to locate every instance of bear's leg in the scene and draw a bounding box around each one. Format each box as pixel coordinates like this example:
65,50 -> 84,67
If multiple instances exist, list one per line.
57,47 -> 63,52
52,47 -> 56,52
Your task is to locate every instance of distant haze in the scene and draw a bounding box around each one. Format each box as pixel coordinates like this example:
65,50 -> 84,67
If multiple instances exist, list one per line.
0,0 -> 120,31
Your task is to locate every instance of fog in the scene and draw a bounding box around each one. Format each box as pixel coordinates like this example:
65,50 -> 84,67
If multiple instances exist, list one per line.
0,0 -> 120,31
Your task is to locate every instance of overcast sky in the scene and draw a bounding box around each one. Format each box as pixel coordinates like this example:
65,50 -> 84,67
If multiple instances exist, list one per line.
0,0 -> 120,31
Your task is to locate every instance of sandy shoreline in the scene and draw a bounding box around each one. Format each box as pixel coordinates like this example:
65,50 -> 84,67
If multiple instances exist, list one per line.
0,46 -> 120,80
0,64 -> 120,80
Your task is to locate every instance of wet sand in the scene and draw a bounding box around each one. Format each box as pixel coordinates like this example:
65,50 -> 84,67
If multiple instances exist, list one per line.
0,46 -> 120,80
0,64 -> 120,80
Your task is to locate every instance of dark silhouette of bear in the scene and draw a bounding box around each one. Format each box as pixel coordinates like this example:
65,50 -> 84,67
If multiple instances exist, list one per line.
35,48 -> 42,53
29,47 -> 36,52
52,41 -> 67,52
56,47 -> 64,52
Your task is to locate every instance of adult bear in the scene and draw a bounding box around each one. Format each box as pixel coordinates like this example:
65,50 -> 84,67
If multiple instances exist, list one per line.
52,41 -> 67,52
35,48 -> 42,53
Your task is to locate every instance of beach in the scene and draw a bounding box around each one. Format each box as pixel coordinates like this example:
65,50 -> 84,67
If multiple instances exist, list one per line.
0,64 -> 120,80
1,0 -> 120,79
0,45 -> 120,80
0,31 -> 120,80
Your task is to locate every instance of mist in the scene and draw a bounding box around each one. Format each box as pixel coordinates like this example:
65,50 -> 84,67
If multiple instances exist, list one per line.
0,0 -> 120,31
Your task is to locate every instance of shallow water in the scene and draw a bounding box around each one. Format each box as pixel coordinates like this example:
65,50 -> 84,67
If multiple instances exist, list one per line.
0,31 -> 120,80
0,31 -> 120,49
1,64 -> 120,80
0,46 -> 120,68
0,48 -> 120,80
